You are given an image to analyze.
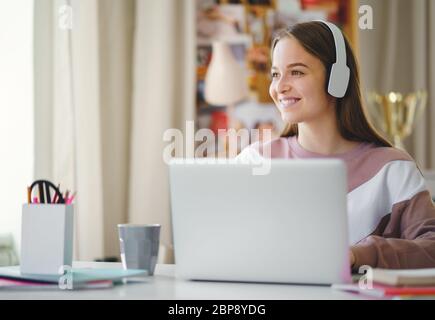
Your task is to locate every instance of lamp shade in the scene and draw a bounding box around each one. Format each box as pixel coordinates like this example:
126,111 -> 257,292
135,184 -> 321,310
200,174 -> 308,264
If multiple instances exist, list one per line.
204,41 -> 248,106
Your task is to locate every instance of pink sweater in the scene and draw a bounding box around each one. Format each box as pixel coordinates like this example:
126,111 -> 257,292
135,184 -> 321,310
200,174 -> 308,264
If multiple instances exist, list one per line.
237,136 -> 435,269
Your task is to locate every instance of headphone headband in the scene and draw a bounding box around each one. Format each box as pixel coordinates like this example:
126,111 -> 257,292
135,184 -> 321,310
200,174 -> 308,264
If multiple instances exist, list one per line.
318,21 -> 347,66
315,20 -> 350,98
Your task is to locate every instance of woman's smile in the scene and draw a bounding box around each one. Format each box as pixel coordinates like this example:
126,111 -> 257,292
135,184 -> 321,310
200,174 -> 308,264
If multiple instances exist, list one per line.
279,97 -> 302,109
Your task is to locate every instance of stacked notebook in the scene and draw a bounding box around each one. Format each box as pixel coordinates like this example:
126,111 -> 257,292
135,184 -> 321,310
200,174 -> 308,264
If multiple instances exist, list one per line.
333,268 -> 435,299
370,268 -> 435,286
0,266 -> 147,290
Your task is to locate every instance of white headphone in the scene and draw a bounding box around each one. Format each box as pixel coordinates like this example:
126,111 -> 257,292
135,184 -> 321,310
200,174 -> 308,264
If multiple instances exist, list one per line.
316,21 -> 350,98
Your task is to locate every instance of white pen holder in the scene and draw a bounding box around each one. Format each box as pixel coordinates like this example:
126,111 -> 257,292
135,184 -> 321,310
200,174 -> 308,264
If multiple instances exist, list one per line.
20,204 -> 74,275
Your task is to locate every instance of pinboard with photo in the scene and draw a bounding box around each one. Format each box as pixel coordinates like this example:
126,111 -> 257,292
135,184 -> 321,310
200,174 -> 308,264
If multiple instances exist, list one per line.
195,0 -> 358,155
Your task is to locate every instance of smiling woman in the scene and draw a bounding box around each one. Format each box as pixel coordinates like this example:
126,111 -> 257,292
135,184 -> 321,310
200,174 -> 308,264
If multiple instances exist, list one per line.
270,22 -> 391,151
237,21 -> 435,270
0,0 -> 34,263
270,38 -> 334,128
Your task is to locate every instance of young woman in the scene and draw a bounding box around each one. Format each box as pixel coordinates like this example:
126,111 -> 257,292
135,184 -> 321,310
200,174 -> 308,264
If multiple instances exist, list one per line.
237,21 -> 435,270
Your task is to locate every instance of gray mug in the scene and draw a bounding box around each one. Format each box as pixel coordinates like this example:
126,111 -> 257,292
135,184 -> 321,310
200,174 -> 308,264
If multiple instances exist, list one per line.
117,224 -> 161,275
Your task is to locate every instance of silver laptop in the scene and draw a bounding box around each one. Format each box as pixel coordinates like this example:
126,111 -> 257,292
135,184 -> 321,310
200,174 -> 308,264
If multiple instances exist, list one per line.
169,159 -> 351,285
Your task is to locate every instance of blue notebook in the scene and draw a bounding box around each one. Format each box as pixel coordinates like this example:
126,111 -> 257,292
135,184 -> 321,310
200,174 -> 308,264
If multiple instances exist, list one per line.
0,266 -> 147,284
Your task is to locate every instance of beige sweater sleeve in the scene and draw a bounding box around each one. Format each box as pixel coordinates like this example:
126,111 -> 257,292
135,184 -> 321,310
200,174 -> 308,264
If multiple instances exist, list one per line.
352,190 -> 435,269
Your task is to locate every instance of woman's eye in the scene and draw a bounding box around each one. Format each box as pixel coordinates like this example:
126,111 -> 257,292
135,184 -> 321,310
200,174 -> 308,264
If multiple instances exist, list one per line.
291,70 -> 304,76
271,72 -> 279,79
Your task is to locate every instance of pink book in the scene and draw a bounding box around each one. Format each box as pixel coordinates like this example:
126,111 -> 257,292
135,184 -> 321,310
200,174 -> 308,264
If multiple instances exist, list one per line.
332,283 -> 435,298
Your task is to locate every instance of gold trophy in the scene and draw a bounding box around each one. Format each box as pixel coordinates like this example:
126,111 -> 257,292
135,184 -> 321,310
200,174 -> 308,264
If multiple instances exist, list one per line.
367,91 -> 428,150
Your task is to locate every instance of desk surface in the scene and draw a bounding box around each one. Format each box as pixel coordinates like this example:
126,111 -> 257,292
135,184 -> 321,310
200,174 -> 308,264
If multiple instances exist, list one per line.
0,262 -> 364,300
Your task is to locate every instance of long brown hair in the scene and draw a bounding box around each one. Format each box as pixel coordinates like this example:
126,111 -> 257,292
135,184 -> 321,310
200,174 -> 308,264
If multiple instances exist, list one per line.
271,21 -> 392,147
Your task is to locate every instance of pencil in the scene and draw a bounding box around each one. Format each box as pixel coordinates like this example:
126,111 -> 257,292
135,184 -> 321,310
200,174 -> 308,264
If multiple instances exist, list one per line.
53,192 -> 58,204
38,181 -> 45,203
67,191 -> 77,204
27,186 -> 31,204
52,184 -> 60,204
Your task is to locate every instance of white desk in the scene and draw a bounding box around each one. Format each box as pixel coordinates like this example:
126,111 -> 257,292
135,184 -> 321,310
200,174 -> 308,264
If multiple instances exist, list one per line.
0,262 -> 364,300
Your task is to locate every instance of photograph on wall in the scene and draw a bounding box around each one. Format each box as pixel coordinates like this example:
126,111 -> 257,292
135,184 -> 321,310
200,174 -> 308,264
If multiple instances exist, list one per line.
197,2 -> 247,40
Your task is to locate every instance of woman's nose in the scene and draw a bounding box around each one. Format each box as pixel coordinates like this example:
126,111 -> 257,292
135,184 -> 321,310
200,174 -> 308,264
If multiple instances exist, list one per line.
276,75 -> 291,93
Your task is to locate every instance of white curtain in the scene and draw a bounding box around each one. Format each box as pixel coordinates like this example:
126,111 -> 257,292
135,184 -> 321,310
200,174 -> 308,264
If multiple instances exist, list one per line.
128,0 -> 196,263
34,0 -> 195,262
35,0 -> 107,260
358,0 -> 435,170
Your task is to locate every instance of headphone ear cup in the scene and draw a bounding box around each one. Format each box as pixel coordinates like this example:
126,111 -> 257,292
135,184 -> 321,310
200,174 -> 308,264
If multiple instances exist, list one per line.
327,63 -> 350,98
